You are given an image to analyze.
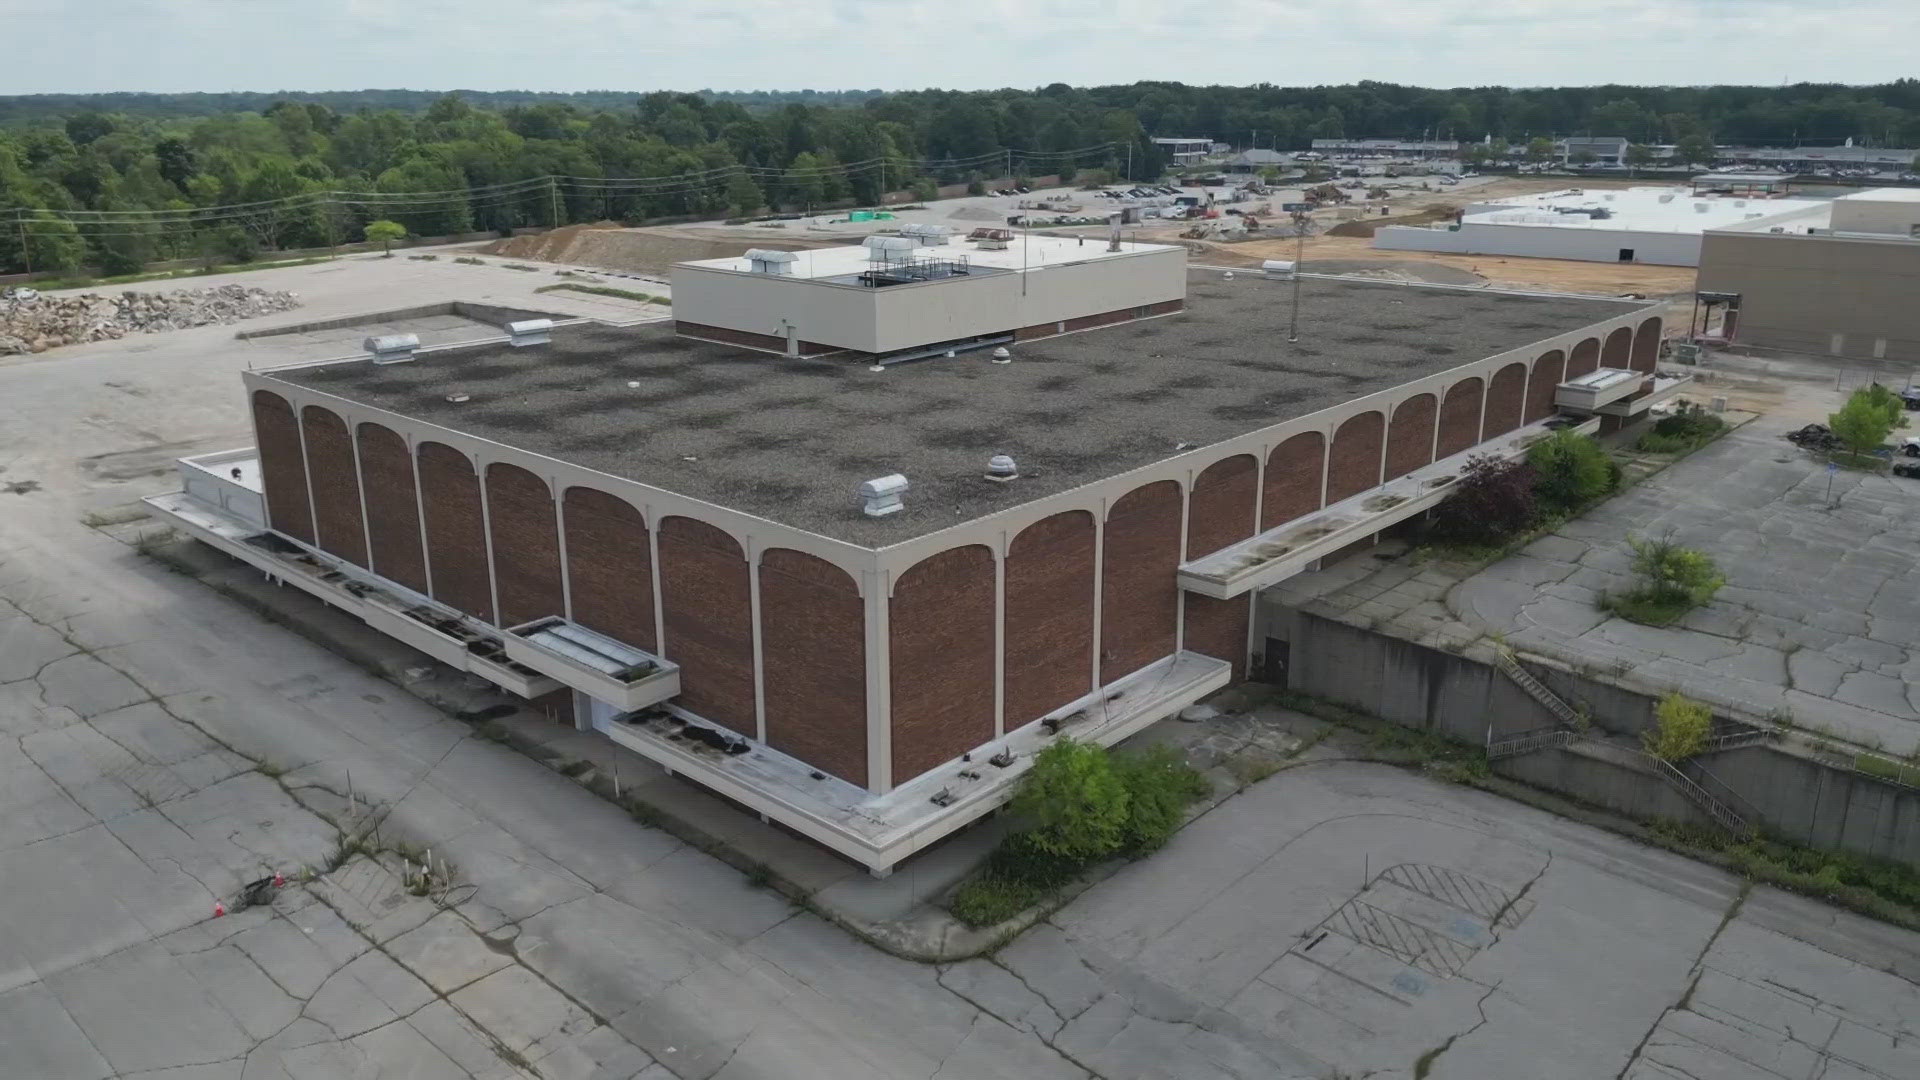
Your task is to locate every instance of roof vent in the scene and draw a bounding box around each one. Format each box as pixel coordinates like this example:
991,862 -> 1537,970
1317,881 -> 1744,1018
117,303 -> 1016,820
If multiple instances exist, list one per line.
857,474 -> 908,517
990,347 -> 1011,364
745,249 -> 797,275
506,319 -> 553,347
899,223 -> 953,246
986,455 -> 1018,481
863,236 -> 916,262
365,334 -> 419,364
1261,259 -> 1295,277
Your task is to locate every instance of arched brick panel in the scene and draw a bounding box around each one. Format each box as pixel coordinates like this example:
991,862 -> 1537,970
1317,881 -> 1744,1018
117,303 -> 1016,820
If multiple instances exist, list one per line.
890,545 -> 995,785
251,390 -> 312,544
1383,394 -> 1437,482
300,405 -> 366,567
1005,511 -> 1095,729
1525,350 -> 1565,423
1603,327 -> 1633,369
761,549 -> 867,787
1485,363 -> 1527,438
416,442 -> 492,623
562,487 -> 654,651
1631,317 -> 1661,374
1183,595 -> 1249,682
1261,431 -> 1325,530
356,423 -> 427,594
1186,455 -> 1258,559
1326,411 -> 1385,504
485,463 -> 563,628
658,516 -> 754,738
1436,378 -> 1484,459
1101,481 -> 1182,686
1566,338 -> 1600,380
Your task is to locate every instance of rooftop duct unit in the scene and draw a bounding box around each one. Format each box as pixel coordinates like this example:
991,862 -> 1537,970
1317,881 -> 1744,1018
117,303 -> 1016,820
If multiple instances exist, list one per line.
506,318 -> 553,347
899,223 -> 953,246
364,333 -> 420,364
745,249 -> 798,275
863,235 -> 917,262
857,474 -> 908,517
1262,259 -> 1296,277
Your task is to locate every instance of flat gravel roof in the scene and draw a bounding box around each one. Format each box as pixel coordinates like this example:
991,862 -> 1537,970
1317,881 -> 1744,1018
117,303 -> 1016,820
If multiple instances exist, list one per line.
267,271 -> 1641,546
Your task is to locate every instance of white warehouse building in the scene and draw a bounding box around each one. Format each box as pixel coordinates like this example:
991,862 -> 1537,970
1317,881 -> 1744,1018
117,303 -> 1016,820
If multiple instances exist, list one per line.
1372,186 -> 1825,267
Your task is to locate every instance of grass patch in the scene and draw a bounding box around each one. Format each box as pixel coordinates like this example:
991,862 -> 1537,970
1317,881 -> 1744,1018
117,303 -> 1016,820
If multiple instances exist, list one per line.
536,282 -> 670,305
452,256 -> 485,265
1597,591 -> 1693,626
1854,754 -> 1920,787
500,262 -> 539,271
1648,820 -> 1920,922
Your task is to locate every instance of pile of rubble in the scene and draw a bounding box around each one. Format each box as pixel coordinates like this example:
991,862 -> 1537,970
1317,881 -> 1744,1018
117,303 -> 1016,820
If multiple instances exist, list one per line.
0,283 -> 302,355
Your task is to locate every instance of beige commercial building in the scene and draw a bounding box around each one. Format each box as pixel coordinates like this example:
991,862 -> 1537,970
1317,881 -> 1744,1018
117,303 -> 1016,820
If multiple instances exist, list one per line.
1696,189 -> 1920,361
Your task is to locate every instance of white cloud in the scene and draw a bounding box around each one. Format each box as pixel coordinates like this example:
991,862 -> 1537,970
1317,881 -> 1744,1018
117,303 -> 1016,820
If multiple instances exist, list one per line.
0,0 -> 1912,94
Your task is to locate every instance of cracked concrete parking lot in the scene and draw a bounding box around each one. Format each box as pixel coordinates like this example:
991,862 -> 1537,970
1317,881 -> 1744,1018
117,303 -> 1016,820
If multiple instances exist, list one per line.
1445,419 -> 1920,754
4,258 -> 1920,1078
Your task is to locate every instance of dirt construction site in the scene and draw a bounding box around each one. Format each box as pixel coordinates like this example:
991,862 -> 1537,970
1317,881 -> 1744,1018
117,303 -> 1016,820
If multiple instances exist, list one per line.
478,177 -> 1698,302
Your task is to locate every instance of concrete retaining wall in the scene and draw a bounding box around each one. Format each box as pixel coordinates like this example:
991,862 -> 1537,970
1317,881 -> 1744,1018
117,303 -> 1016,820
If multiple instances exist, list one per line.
1275,606 -> 1920,863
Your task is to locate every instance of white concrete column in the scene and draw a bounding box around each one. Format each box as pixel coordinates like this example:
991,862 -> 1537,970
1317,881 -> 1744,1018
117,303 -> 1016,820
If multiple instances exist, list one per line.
1476,374 -> 1491,443
1175,472 -> 1192,652
293,398 -> 320,546
646,507 -> 666,656
993,535 -> 1007,739
348,413 -> 375,571
747,539 -> 767,743
1251,442 -> 1270,533
410,434 -> 435,598
552,480 -> 573,621
475,456 -> 503,626
1090,501 -> 1106,693
1317,424 -> 1334,509
864,570 -> 892,794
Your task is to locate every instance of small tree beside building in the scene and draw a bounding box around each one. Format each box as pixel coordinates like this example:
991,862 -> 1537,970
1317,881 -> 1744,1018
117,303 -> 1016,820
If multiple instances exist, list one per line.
1828,383 -> 1908,466
363,219 -> 406,256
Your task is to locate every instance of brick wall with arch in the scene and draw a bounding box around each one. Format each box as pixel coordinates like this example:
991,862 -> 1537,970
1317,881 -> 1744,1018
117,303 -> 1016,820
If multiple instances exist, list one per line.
760,548 -> 868,786
416,441 -> 492,623
1326,411 -> 1385,503
356,422 -> 427,594
1566,338 -> 1600,381
1631,317 -> 1661,373
251,389 -> 312,544
1100,480 -> 1183,686
657,516 -> 756,738
1003,510 -> 1096,731
890,544 -> 996,785
1526,350 -> 1565,423
300,405 -> 366,567
561,486 -> 656,651
485,463 -> 564,629
1436,377 -> 1484,458
1383,393 -> 1436,482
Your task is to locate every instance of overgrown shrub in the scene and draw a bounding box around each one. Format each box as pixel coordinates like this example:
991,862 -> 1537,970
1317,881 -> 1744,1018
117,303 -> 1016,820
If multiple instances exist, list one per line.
1427,454 -> 1537,547
951,741 -> 1210,927
1637,401 -> 1725,453
1526,429 -> 1616,513
1642,692 -> 1712,761
1008,740 -> 1131,861
1113,746 -> 1212,854
1601,530 -> 1725,625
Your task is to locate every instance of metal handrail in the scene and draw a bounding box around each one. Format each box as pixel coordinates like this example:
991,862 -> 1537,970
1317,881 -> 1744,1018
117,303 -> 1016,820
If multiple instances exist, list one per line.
1677,757 -> 1764,823
1493,652 -> 1582,728
1487,726 -> 1577,761
1648,754 -> 1751,835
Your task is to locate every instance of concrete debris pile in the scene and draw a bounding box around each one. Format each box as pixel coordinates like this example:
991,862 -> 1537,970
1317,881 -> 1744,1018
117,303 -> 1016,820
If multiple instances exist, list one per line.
0,284 -> 302,355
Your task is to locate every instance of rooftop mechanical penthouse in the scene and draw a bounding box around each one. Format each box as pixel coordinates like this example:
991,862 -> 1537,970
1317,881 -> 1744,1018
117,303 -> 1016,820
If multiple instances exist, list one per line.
149,232 -> 1678,874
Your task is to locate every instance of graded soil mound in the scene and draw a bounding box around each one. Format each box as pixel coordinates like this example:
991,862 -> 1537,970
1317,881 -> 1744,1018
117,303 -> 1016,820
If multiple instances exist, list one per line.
1327,204 -> 1459,238
484,223 -> 842,277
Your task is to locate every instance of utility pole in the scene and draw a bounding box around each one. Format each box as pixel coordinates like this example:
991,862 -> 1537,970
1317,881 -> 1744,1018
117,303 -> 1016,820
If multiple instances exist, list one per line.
1125,141 -> 1132,182
1289,216 -> 1305,343
549,177 -> 562,228
17,215 -> 30,275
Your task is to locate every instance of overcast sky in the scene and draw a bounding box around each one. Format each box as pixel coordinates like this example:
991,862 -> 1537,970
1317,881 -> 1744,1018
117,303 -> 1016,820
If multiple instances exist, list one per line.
4,0 -> 1914,95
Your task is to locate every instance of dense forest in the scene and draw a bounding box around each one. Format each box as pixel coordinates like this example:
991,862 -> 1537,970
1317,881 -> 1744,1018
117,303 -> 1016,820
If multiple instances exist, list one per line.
5,79 -> 1920,277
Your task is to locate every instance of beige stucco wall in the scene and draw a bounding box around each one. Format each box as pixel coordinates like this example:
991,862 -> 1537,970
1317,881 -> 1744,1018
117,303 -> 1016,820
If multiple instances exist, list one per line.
1698,230 -> 1920,360
1829,196 -> 1920,237
668,246 -> 1186,354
